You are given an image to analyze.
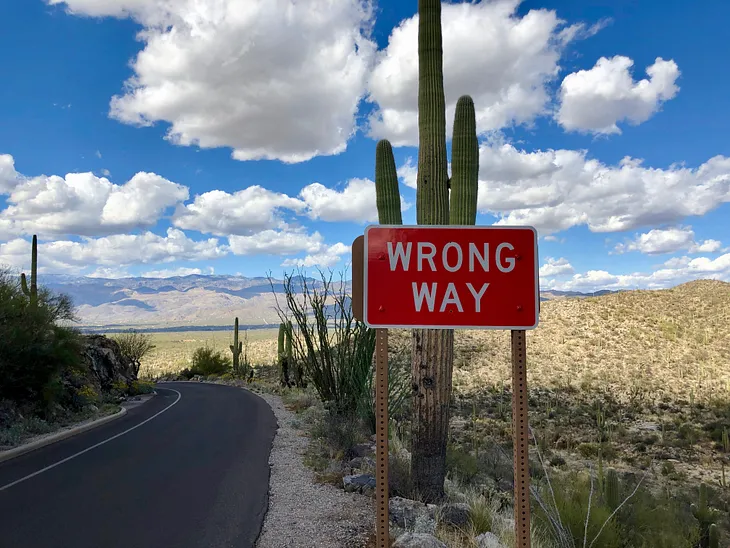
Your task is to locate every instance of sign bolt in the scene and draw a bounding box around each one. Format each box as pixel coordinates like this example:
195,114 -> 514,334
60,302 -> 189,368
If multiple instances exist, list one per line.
378,252 -> 386,260
516,254 -> 522,260
516,305 -> 523,312
379,305 -> 385,312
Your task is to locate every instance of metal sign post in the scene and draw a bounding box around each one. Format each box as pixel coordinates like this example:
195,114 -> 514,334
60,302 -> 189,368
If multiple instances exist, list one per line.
375,328 -> 390,547
511,329 -> 531,548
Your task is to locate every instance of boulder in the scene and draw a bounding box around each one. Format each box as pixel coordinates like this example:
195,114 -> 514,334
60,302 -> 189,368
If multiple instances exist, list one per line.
476,532 -> 507,548
348,456 -> 375,470
389,496 -> 437,529
351,443 -> 375,457
343,474 -> 376,493
79,335 -> 135,391
439,502 -> 470,527
393,533 -> 446,548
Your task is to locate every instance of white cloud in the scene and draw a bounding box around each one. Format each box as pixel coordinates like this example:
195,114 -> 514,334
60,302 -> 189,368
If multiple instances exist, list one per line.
0,154 -> 19,194
613,226 -> 723,255
0,229 -> 228,274
142,266 -> 214,278
299,178 -> 410,223
557,56 -> 680,134
172,186 -> 304,236
87,267 -> 132,279
397,158 -> 418,189
539,257 -> 574,277
477,143 -> 730,235
49,0 -> 376,163
542,252 -> 730,292
228,230 -> 323,256
0,163 -> 189,237
281,242 -> 351,268
367,0 -> 586,146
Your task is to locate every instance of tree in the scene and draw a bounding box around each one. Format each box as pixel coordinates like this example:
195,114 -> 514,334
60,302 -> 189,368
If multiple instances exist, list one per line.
113,331 -> 155,378
373,0 -> 479,502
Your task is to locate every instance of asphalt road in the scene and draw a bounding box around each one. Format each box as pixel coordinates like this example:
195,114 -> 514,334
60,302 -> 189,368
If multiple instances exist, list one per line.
0,382 -> 277,548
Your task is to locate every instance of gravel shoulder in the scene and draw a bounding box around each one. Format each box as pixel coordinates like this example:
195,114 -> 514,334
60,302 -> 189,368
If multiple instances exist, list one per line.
254,390 -> 374,548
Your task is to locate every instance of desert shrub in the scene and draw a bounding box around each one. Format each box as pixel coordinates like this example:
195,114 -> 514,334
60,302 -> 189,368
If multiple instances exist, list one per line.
112,330 -> 155,377
270,268 -> 375,416
189,345 -> 231,376
533,469 -> 699,548
446,444 -> 480,484
0,269 -> 81,409
359,345 -> 412,435
128,380 -> 154,396
310,409 -> 367,461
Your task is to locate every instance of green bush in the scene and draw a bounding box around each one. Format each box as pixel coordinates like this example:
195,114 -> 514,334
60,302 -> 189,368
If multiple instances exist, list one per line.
0,270 -> 81,410
188,346 -> 231,377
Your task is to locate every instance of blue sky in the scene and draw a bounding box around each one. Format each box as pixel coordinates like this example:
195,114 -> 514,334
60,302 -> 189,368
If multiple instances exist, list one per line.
0,0 -> 728,291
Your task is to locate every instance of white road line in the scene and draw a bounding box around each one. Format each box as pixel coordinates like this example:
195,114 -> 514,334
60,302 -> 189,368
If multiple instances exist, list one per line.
0,388 -> 182,493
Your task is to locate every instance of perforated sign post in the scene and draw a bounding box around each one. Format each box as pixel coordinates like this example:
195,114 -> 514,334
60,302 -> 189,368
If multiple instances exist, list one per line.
352,225 -> 539,548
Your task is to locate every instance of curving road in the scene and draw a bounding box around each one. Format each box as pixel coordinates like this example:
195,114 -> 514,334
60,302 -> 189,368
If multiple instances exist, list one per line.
0,382 -> 277,548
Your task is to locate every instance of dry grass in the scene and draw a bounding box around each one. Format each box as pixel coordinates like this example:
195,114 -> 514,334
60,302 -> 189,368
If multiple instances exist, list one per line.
114,328 -> 280,379
388,279 -> 730,405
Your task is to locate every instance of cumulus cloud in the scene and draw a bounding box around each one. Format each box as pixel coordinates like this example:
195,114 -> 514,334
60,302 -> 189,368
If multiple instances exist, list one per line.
281,242 -> 351,268
228,230 -> 324,256
557,56 -> 680,134
0,163 -> 188,237
0,229 -> 228,274
172,186 -> 304,236
367,0 -> 586,146
397,158 -> 418,189
0,154 -> 19,194
477,143 -> 730,235
87,267 -> 132,279
539,257 -> 574,277
613,226 -> 722,255
49,0 -> 376,163
542,252 -> 730,292
300,178 -> 411,223
141,266 -> 214,278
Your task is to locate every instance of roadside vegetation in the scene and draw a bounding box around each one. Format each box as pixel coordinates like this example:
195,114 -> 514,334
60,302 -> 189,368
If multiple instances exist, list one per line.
138,277 -> 730,547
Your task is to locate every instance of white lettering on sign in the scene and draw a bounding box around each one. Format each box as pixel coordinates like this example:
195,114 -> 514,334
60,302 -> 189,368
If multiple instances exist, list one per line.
387,242 -> 412,271
442,242 -> 463,272
466,282 -> 489,312
412,282 -> 438,312
468,243 -> 489,272
439,283 -> 463,312
496,242 -> 515,273
384,239 -> 518,314
417,242 -> 437,272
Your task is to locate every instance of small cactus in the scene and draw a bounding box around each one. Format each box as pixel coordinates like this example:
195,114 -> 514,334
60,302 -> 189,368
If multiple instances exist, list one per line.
709,524 -> 719,548
278,323 -> 293,387
692,483 -> 720,548
603,468 -> 621,510
20,234 -> 38,306
230,317 -> 243,375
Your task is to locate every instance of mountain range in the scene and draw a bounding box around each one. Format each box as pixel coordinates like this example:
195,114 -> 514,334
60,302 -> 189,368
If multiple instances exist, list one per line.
36,274 -> 619,331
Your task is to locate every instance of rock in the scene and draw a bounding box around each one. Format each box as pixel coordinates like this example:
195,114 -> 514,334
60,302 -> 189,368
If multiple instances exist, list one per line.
343,474 -> 375,493
389,496 -> 437,529
348,456 -> 375,470
351,443 -> 374,457
439,502 -> 470,527
393,533 -> 446,548
86,404 -> 99,413
476,532 -> 506,548
79,335 -> 135,391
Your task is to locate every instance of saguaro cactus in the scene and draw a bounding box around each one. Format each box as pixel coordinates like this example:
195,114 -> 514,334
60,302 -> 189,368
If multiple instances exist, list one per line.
230,317 -> 243,375
373,0 -> 480,502
692,483 -> 719,548
278,323 -> 293,387
20,234 -> 38,306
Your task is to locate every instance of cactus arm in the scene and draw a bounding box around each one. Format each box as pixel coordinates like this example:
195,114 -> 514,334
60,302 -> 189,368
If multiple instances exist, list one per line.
709,524 -> 718,548
30,234 -> 37,303
416,0 -> 449,225
375,140 -> 403,225
20,273 -> 30,296
449,95 -> 479,225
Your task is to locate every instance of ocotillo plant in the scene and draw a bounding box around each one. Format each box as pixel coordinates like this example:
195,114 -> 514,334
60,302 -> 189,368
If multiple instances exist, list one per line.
373,0 -> 479,502
230,317 -> 243,375
20,234 -> 38,306
278,323 -> 293,387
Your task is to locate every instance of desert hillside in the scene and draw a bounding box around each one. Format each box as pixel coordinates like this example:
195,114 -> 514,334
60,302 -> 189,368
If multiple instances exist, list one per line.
389,279 -> 730,403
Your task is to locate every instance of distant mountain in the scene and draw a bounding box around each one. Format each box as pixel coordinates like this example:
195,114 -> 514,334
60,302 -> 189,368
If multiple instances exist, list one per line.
37,274 -> 616,329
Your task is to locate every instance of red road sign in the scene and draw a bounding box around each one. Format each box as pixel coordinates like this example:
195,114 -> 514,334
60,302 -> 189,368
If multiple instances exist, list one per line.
363,225 -> 539,329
